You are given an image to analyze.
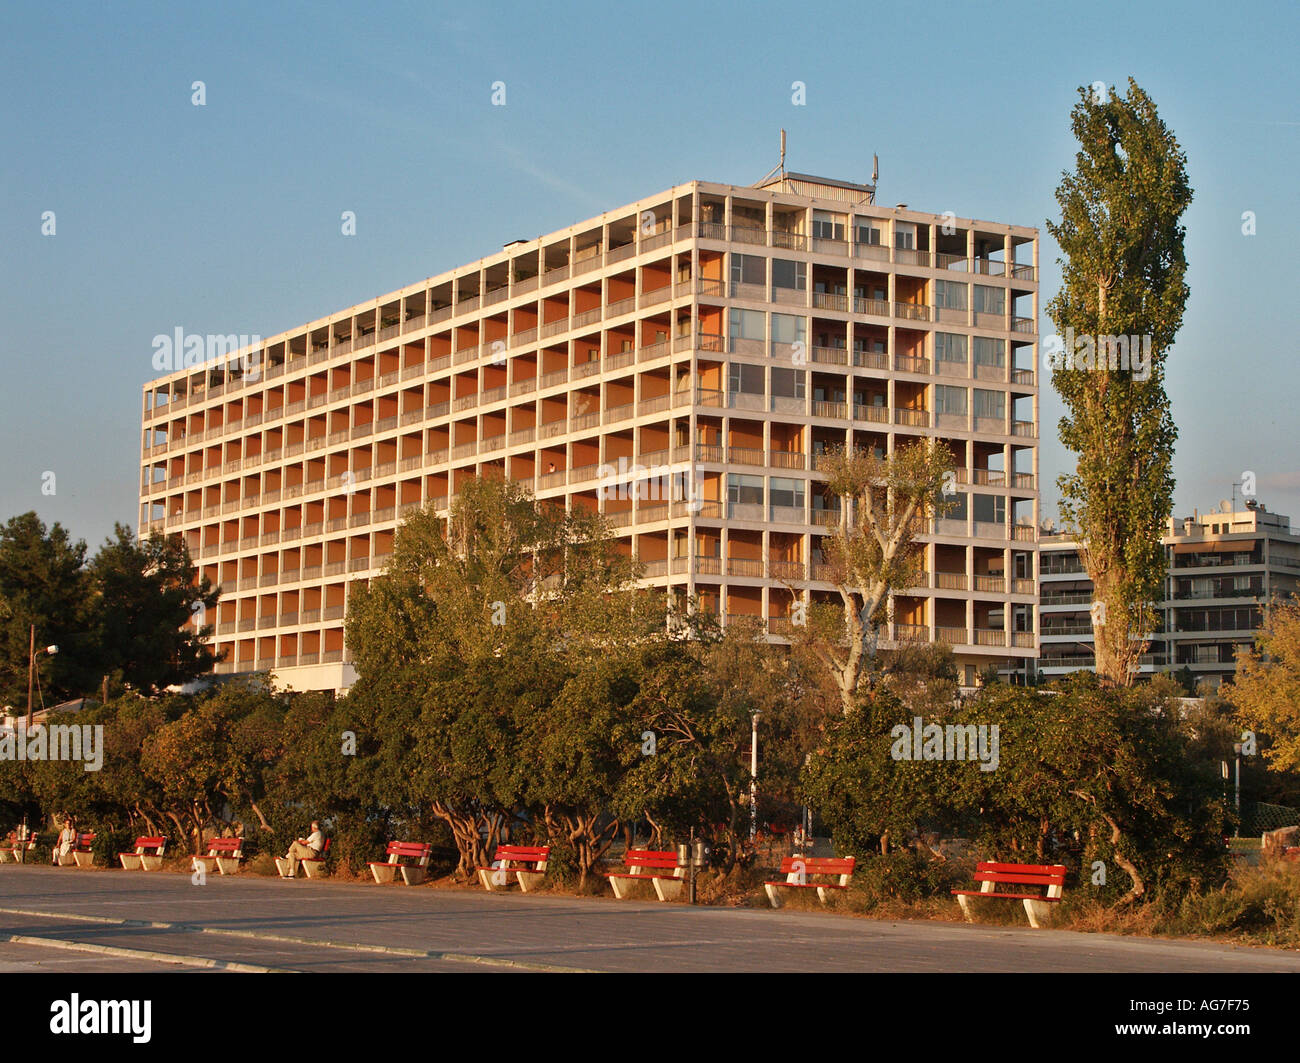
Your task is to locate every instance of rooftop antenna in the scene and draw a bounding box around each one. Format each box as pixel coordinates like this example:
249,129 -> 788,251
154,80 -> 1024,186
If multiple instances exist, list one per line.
871,153 -> 878,204
756,130 -> 787,187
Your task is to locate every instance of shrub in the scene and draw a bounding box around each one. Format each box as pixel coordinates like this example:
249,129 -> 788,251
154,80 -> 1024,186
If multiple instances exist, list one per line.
848,851 -> 970,908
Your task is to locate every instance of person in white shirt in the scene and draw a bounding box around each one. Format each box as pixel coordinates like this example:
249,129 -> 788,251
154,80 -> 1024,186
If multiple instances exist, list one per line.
284,821 -> 325,878
52,818 -> 76,866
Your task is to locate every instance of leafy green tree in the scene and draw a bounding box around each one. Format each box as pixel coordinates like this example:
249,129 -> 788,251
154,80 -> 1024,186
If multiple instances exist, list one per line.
797,441 -> 955,714
803,677 -> 1230,904
0,512 -> 97,706
345,475 -> 643,877
1047,78 -> 1192,685
1230,596 -> 1300,774
90,525 -> 220,694
140,682 -> 284,851
267,689 -> 392,873
801,688 -> 955,857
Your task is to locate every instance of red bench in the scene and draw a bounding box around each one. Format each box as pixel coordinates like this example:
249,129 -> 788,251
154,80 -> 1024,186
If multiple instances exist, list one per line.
118,836 -> 167,871
477,844 -> 550,892
369,841 -> 432,885
0,834 -> 37,864
603,849 -> 686,901
192,837 -> 244,876
763,856 -> 856,908
57,832 -> 96,868
952,861 -> 1067,928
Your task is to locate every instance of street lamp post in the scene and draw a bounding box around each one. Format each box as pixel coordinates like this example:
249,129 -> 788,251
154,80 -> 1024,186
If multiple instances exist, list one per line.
749,713 -> 761,844
25,624 -> 59,730
1232,741 -> 1242,836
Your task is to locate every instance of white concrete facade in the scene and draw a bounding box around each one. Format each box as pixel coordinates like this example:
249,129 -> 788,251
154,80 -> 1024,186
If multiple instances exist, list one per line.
139,174 -> 1041,692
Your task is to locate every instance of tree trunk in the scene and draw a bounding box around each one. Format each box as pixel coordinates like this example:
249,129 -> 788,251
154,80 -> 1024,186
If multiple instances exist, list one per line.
248,801 -> 274,832
1071,789 -> 1144,904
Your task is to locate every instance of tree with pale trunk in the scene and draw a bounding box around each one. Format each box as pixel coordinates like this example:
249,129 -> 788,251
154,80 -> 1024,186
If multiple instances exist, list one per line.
800,440 -> 955,715
1047,78 -> 1191,686
1230,596 -> 1300,774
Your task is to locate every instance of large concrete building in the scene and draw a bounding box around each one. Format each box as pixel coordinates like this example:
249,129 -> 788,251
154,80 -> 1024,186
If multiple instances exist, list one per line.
139,173 -> 1041,692
1039,502 -> 1300,685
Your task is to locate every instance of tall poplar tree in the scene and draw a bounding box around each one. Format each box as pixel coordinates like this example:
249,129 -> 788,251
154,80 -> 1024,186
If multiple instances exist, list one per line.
1047,78 -> 1191,685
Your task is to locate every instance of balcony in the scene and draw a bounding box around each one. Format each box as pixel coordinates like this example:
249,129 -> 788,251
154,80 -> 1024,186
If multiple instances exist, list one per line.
812,292 -> 848,312
812,400 -> 848,419
894,302 -> 931,322
810,346 -> 849,366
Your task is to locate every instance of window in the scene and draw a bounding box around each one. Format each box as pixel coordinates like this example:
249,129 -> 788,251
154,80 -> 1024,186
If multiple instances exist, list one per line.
812,211 -> 846,240
945,493 -> 968,520
730,254 -> 765,286
973,389 -> 1005,420
772,259 -> 806,290
973,284 -> 1005,315
935,333 -> 968,363
728,308 -> 765,341
973,493 -> 1006,524
935,385 -> 968,416
728,362 -> 765,394
973,336 -> 1005,367
935,280 -> 967,310
854,217 -> 882,245
771,313 -> 806,346
770,477 -> 805,509
771,367 -> 806,399
728,474 -> 764,505
894,222 -> 916,250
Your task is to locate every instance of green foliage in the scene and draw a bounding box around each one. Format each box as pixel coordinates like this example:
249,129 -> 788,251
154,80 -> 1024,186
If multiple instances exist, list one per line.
0,512 -> 96,705
90,525 -> 219,693
849,851 -> 969,906
803,678 -> 1231,905
1170,863 -> 1300,944
799,440 -> 956,713
1229,595 -> 1300,773
1047,79 -> 1191,684
0,513 -> 221,707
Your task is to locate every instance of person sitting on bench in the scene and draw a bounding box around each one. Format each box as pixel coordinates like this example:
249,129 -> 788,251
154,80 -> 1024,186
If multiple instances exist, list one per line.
283,821 -> 324,878
52,817 -> 76,866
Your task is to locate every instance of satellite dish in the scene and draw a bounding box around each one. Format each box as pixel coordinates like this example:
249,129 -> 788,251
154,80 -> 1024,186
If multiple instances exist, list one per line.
1043,518 -> 1056,532
1219,500 -> 1232,514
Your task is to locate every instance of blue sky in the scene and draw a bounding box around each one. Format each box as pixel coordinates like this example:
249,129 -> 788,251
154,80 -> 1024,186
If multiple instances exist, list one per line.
1,0 -> 1296,549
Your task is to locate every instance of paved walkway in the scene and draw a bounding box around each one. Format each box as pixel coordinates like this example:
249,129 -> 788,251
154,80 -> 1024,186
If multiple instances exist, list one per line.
2,866 -> 1296,973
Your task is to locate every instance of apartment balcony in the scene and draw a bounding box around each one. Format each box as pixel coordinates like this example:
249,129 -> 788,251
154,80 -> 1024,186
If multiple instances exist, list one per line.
894,408 -> 930,427
726,558 -> 764,578
810,346 -> 849,366
811,292 -> 848,312
894,302 -> 931,322
853,350 -> 889,370
768,559 -> 806,581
